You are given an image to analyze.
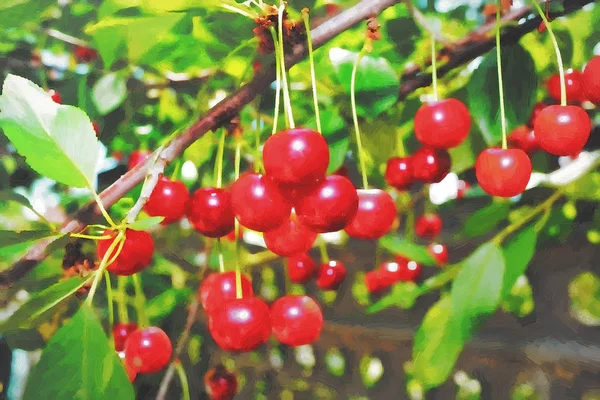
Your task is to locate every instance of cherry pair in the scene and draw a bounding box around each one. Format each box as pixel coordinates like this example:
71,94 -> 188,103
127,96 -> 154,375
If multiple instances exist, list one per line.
385,147 -> 452,191
414,214 -> 449,265
364,256 -> 422,294
287,254 -> 347,290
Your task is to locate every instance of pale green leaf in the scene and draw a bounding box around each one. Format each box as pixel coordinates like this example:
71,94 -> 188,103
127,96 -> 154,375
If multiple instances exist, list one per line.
502,226 -> 537,298
128,216 -> 164,231
92,73 -> 128,116
379,235 -> 436,266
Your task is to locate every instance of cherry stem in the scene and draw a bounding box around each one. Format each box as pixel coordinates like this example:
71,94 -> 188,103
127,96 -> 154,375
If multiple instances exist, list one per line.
430,35 -> 439,101
132,274 -> 149,328
396,129 -> 406,157
104,270 -> 114,338
215,129 -> 227,188
350,47 -> 370,190
278,3 -> 296,129
234,139 -> 243,299
302,10 -> 322,134
318,236 -> 330,264
220,4 -> 257,19
86,230 -> 125,306
495,1 -> 508,150
532,1 -> 566,106
270,27 -> 282,135
70,233 -> 112,240
170,159 -> 181,181
216,238 -> 225,274
174,361 -> 191,400
117,276 -> 129,323
91,189 -> 117,228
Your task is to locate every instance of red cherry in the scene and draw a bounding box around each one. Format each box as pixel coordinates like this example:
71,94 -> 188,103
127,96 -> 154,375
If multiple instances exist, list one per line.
414,98 -> 471,149
390,256 -> 422,281
230,173 -> 291,232
457,180 -> 470,199
188,187 -> 235,238
113,322 -> 138,352
270,295 -> 323,346
345,189 -> 396,240
546,69 -> 584,103
508,125 -> 539,154
582,56 -> 600,104
428,243 -> 448,265
208,297 -> 271,352
364,270 -> 385,294
198,272 -> 254,314
533,105 -> 591,156
385,157 -> 413,190
316,260 -> 346,290
97,229 -> 154,276
264,216 -> 317,257
124,327 -> 172,374
325,2 -> 341,15
204,365 -> 238,400
73,45 -> 98,63
92,121 -> 100,137
118,351 -> 137,382
528,102 -> 548,128
295,175 -> 358,233
537,21 -> 547,33
411,147 -> 451,183
48,89 -> 62,104
475,148 -> 532,198
144,177 -> 190,225
415,214 -> 443,239
262,128 -> 329,186
128,150 -> 151,170
287,253 -> 316,283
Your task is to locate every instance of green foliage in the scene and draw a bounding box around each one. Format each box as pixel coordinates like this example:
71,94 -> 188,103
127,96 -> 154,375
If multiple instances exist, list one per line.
0,75 -> 101,188
92,72 -> 128,116
146,287 -> 192,324
460,201 -> 510,239
501,226 -> 537,298
379,235 -> 436,266
23,305 -> 135,400
569,272 -> 600,326
0,229 -> 58,249
367,281 -> 419,313
128,216 -> 165,230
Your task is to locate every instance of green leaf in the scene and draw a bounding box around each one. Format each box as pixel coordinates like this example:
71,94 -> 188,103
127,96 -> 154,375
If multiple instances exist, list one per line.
412,296 -> 467,388
326,137 -> 349,174
0,0 -> 55,29
3,329 -> 45,350
379,235 -> 436,266
0,189 -> 35,209
329,48 -> 399,118
467,44 -> 537,145
569,272 -> 600,326
385,13 -> 420,59
92,73 -> 128,116
366,282 -> 419,313
0,230 -> 58,249
561,172 -> 600,201
0,74 -> 101,188
451,243 -> 505,326
23,305 -> 135,400
128,216 -> 164,231
147,288 -> 192,324
0,276 -> 88,333
501,226 -> 537,298
460,201 -> 510,239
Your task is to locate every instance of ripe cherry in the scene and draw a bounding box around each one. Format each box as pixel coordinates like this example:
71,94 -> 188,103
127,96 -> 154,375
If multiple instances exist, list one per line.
264,215 -> 317,257
415,213 -> 443,239
128,150 -> 151,170
533,105 -> 591,156
270,295 -> 324,346
295,175 -> 358,233
48,89 -> 62,104
528,102 -> 548,128
345,189 -> 397,240
364,270 -> 385,294
475,148 -> 532,198
113,322 -> 138,352
124,327 -> 172,374
204,365 -> 238,400
118,350 -> 137,382
390,256 -> 422,281
428,243 -> 448,265
198,272 -> 254,314
188,188 -> 235,237
230,173 -> 291,232
411,147 -> 451,183
208,297 -> 271,352
414,98 -> 471,149
582,56 -> 600,104
385,157 -> 413,191
287,253 -> 316,283
262,128 -> 329,186
508,125 -> 539,154
546,69 -> 584,102
97,229 -> 154,276
144,177 -> 190,225
73,45 -> 98,63
316,260 -> 346,290
457,180 -> 471,199
92,121 -> 100,137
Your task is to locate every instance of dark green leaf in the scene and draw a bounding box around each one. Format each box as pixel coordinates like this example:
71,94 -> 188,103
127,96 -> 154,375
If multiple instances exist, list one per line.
23,305 -> 135,400
147,288 -> 192,324
0,230 -> 58,249
326,137 -> 349,174
385,5 -> 419,59
460,201 -> 510,239
92,73 -> 128,116
0,276 -> 88,333
0,74 -> 101,188
502,225 -> 537,298
330,48 -> 399,118
4,329 -> 45,350
128,216 -> 165,231
379,235 -> 436,266
451,243 -> 505,326
0,0 -> 55,29
412,296 -> 467,388
0,190 -> 34,209
467,44 -> 537,145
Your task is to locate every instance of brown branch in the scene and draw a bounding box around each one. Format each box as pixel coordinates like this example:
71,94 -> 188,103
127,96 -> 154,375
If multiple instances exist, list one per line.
399,0 -> 593,99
